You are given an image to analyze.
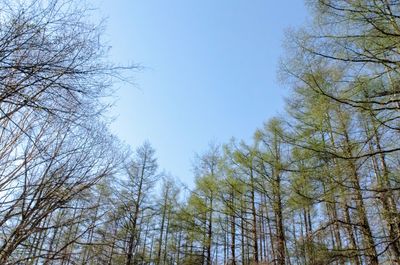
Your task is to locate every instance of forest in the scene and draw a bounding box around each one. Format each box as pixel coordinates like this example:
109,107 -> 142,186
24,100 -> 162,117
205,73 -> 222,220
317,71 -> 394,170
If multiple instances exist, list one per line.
1,0 -> 400,264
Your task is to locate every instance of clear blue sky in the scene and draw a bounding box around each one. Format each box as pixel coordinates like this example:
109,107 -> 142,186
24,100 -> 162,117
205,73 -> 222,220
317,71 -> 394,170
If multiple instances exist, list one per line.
94,0 -> 308,187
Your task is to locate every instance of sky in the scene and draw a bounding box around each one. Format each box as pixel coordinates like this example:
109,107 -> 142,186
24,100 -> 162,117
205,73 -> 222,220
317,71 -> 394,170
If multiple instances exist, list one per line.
94,0 -> 308,187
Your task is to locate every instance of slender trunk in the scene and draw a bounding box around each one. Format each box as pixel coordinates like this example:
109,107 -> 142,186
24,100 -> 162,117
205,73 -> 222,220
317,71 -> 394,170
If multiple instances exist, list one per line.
343,132 -> 378,265
241,199 -> 246,265
231,208 -> 236,265
206,197 -> 213,265
365,117 -> 400,264
126,158 -> 147,265
156,193 -> 168,265
176,231 -> 182,264
265,206 -> 276,265
162,208 -> 171,265
274,174 -> 285,265
250,168 -> 259,263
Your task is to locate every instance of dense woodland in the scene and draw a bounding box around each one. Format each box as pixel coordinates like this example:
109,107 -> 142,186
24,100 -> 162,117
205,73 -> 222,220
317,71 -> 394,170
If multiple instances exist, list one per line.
1,0 -> 400,264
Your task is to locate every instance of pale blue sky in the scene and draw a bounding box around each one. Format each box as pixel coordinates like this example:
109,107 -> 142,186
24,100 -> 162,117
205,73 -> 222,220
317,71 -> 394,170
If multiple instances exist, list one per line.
95,1 -> 308,186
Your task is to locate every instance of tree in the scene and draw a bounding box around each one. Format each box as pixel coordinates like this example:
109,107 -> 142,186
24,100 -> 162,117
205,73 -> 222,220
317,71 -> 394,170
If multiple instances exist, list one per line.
118,142 -> 158,265
193,144 -> 221,265
0,1 -> 131,263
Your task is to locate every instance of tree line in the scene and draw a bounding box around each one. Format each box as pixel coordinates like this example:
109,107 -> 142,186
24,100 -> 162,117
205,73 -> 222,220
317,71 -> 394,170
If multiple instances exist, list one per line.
1,0 -> 400,264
